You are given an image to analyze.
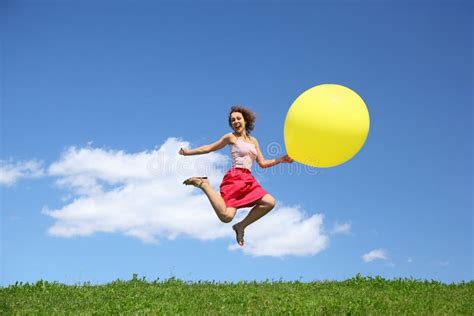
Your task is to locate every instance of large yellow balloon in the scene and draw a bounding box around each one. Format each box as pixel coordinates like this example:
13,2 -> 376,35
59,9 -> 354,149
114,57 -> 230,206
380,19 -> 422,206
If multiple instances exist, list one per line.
284,84 -> 370,168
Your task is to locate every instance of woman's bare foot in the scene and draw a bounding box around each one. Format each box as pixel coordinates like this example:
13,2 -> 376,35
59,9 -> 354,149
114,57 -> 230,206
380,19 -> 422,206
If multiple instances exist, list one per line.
232,223 -> 245,247
182,177 -> 209,189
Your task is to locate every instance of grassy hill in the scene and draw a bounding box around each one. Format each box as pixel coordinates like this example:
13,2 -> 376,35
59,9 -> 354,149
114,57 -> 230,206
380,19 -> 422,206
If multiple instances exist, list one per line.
1,274 -> 472,314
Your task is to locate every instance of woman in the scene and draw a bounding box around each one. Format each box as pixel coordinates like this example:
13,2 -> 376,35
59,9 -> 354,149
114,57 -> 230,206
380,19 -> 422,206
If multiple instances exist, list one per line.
178,106 -> 293,247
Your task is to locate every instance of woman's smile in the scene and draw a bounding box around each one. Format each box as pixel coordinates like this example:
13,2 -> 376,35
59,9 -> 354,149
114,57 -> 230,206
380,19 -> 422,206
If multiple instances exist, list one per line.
231,113 -> 245,132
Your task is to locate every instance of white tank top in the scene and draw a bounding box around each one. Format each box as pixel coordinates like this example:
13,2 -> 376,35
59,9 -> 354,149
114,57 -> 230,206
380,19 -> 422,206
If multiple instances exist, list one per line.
230,136 -> 258,171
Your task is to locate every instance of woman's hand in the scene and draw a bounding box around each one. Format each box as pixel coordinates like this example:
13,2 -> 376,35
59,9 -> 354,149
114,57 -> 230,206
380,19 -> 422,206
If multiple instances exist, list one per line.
280,154 -> 294,163
179,148 -> 189,156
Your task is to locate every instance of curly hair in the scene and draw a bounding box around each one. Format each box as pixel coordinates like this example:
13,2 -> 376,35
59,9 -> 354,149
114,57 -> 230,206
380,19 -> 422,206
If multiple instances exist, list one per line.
228,105 -> 256,135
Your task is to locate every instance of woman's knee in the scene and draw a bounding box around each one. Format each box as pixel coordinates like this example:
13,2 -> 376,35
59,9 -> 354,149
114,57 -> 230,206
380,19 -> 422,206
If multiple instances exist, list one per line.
220,214 -> 233,223
220,207 -> 236,223
267,196 -> 276,208
260,194 -> 276,208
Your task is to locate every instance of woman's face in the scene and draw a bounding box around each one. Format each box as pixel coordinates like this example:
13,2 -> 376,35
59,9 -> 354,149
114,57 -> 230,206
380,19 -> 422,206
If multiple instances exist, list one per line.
230,112 -> 246,133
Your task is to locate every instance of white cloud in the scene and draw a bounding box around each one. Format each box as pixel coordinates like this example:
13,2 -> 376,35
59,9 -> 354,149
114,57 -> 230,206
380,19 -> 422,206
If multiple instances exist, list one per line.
228,205 -> 328,257
0,159 -> 45,186
42,137 -> 329,257
331,221 -> 351,235
362,249 -> 388,262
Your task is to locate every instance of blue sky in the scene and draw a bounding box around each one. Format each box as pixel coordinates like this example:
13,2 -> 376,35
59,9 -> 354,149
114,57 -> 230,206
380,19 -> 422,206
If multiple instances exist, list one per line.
1,0 -> 472,286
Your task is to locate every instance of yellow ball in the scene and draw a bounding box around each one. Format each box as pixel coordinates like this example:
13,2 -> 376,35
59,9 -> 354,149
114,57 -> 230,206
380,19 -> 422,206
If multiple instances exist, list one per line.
284,84 -> 370,168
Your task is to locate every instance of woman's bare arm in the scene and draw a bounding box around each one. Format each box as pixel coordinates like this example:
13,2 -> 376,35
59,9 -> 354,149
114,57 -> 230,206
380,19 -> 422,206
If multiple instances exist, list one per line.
252,137 -> 293,168
179,133 -> 232,156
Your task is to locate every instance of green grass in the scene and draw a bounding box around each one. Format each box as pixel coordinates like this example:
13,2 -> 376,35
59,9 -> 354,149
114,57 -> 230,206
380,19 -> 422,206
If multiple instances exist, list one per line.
1,274 -> 472,315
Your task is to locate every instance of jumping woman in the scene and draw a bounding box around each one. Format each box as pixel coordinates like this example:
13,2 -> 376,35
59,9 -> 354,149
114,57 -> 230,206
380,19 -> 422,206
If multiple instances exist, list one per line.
178,106 -> 293,247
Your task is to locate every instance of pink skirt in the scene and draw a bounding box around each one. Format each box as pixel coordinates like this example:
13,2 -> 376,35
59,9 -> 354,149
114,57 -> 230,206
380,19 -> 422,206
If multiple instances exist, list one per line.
220,167 -> 268,208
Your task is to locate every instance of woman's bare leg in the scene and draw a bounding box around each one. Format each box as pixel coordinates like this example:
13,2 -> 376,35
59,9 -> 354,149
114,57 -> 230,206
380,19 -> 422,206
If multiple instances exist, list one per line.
185,178 -> 237,223
232,194 -> 276,246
